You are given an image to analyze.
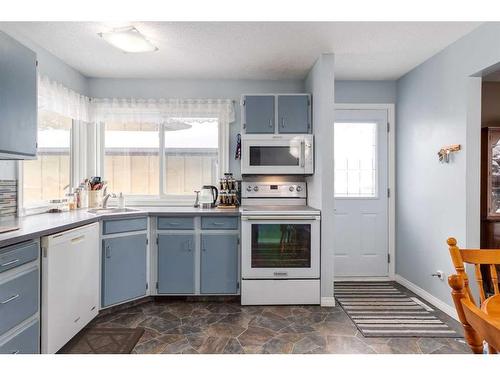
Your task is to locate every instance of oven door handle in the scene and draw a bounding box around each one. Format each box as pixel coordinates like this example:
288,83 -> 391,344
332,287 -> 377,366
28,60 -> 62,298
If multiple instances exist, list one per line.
242,216 -> 320,221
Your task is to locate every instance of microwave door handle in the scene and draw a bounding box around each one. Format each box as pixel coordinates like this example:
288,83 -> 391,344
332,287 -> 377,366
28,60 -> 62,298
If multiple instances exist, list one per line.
300,141 -> 305,167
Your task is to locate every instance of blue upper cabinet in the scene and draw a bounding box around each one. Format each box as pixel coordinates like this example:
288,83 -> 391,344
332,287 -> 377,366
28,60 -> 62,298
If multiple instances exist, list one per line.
102,234 -> 147,307
157,234 -> 195,294
242,95 -> 275,134
0,32 -> 37,159
277,95 -> 311,134
200,234 -> 238,294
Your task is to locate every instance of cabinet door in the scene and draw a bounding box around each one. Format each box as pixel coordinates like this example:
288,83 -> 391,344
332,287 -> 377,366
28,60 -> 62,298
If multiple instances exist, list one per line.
243,95 -> 275,134
102,234 -> 147,307
0,31 -> 37,159
277,95 -> 310,134
201,234 -> 238,294
157,234 -> 195,294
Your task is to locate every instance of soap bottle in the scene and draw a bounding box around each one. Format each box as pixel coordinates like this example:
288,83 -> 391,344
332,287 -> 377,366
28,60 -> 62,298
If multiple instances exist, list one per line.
118,192 -> 125,209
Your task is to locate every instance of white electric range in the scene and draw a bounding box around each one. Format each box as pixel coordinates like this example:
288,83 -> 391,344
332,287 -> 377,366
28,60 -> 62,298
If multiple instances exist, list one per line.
240,180 -> 321,305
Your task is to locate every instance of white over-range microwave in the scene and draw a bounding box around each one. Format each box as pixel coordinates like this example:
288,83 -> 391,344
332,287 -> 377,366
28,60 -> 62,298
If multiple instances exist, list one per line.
241,134 -> 314,175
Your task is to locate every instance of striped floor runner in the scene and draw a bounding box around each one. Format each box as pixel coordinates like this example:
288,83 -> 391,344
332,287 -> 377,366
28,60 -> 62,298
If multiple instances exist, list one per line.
335,282 -> 461,338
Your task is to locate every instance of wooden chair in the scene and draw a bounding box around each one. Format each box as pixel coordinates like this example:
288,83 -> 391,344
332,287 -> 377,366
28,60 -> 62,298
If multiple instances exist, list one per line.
447,237 -> 500,353
449,274 -> 500,353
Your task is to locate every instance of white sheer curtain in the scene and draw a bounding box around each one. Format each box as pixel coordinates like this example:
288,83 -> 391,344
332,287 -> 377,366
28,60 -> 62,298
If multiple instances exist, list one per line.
37,75 -> 91,122
90,98 -> 235,124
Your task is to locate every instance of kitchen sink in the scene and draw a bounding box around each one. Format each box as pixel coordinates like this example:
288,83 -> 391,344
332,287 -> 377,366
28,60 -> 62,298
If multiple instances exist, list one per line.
87,208 -> 139,215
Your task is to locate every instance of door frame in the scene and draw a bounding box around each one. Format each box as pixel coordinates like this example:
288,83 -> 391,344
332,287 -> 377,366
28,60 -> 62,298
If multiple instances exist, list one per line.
334,103 -> 396,281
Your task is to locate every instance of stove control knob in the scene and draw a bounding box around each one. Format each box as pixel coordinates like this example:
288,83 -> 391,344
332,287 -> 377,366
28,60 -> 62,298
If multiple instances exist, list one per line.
289,186 -> 295,192
253,186 -> 259,192
296,186 -> 303,192
246,186 -> 252,192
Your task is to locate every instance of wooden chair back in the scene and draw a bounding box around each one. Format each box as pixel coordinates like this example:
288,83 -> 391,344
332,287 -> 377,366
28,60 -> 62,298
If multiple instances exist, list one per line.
447,237 -> 500,305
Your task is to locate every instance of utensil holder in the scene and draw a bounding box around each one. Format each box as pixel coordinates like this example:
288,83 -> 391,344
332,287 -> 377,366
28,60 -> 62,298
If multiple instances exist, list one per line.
88,190 -> 103,208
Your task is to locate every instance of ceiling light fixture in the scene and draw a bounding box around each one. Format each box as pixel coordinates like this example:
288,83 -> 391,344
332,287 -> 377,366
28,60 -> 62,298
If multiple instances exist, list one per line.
98,26 -> 158,53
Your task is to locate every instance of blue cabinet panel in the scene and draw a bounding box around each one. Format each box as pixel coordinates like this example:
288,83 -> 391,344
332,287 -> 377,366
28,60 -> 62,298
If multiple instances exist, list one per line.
102,217 -> 147,235
157,234 -> 194,294
157,217 -> 194,230
243,95 -> 275,134
0,320 -> 39,354
201,234 -> 238,294
0,241 -> 38,274
102,234 -> 147,307
0,31 -> 37,159
277,95 -> 310,134
201,216 -> 238,230
0,269 -> 38,336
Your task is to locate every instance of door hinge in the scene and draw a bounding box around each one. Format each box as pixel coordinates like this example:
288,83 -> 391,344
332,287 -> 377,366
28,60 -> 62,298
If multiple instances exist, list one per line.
237,237 -> 240,245
156,281 -> 159,290
146,238 -> 149,245
156,236 -> 159,245
237,281 -> 240,289
387,188 -> 390,198
387,122 -> 390,132
387,254 -> 391,263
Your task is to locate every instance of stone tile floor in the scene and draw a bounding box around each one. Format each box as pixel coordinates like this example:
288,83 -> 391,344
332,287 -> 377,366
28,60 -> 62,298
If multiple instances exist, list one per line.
85,298 -> 472,354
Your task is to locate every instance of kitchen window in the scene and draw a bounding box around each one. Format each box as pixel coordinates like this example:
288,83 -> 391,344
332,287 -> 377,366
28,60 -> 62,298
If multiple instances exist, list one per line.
22,110 -> 73,209
101,117 -> 221,202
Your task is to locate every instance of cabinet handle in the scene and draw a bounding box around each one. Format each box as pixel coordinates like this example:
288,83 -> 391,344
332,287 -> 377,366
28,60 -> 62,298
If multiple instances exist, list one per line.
11,350 -> 20,354
186,240 -> 192,252
0,259 -> 20,267
168,222 -> 181,226
1,294 -> 20,304
268,119 -> 273,128
71,235 -> 85,244
211,222 -> 225,226
281,118 -> 285,128
105,245 -> 111,258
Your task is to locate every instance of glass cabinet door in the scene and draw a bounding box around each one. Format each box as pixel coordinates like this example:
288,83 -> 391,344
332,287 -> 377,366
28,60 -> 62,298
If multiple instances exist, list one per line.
250,223 -> 311,268
488,129 -> 500,217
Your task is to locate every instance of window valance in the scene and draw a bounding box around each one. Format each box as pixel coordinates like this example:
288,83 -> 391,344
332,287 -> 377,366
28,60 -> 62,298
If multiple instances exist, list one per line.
38,75 -> 91,122
90,98 -> 235,124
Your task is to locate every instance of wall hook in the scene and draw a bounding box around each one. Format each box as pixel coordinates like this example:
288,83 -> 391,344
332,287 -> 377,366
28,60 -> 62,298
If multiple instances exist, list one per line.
438,144 -> 461,163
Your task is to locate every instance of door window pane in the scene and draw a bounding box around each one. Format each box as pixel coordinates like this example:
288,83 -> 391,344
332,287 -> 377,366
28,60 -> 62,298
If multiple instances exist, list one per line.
23,111 -> 72,206
334,122 -> 377,198
164,118 -> 218,195
251,223 -> 311,268
104,122 -> 160,195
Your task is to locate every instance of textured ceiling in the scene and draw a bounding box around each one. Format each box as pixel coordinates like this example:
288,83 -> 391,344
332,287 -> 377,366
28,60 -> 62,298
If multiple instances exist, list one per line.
0,22 -> 482,80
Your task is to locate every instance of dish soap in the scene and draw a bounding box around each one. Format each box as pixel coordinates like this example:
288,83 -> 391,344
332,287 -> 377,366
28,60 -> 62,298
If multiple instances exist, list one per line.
118,192 -> 125,209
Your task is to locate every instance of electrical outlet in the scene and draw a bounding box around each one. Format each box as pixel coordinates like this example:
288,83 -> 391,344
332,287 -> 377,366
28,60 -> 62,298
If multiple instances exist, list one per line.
431,270 -> 444,280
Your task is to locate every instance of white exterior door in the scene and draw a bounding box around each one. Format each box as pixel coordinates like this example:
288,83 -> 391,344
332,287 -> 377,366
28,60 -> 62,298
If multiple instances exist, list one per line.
333,109 -> 389,277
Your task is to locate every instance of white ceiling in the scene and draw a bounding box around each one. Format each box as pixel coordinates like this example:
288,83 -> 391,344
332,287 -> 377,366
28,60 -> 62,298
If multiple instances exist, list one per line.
0,22 -> 482,80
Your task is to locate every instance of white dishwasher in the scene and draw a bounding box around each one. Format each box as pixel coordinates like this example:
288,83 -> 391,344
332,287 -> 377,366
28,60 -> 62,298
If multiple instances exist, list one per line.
41,222 -> 99,354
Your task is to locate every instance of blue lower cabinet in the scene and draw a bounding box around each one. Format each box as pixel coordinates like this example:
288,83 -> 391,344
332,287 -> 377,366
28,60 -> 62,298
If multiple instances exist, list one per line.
201,234 -> 238,294
0,320 -> 39,354
157,234 -> 195,294
102,234 -> 147,307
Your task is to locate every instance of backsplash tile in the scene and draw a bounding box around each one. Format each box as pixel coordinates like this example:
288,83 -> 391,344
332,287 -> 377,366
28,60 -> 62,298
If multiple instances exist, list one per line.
0,180 -> 17,217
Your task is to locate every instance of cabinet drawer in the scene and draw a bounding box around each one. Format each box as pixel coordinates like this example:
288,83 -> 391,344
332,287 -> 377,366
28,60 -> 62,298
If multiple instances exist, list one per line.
157,217 -> 194,230
102,217 -> 147,235
0,241 -> 38,274
201,216 -> 239,230
0,269 -> 38,336
0,320 -> 39,354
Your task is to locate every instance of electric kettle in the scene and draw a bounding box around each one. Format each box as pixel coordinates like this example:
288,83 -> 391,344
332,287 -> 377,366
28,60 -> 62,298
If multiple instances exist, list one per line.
199,185 -> 218,208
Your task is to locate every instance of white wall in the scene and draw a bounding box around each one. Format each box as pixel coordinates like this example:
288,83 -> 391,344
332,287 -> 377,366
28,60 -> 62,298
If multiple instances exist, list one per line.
335,80 -> 396,104
88,78 -> 305,179
396,23 -> 500,307
305,54 -> 335,305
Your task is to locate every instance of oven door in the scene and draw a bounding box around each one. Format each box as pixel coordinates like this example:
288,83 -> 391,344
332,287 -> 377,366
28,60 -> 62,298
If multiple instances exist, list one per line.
241,135 -> 313,175
241,215 -> 320,279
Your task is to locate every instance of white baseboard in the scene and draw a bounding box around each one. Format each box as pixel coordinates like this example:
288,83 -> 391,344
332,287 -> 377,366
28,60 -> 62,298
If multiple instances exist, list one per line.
321,297 -> 336,307
335,276 -> 392,282
394,274 -> 458,321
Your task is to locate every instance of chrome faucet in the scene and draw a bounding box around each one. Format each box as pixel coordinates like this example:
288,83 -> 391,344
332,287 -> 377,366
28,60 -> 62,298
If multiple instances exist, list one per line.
102,193 -> 117,208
